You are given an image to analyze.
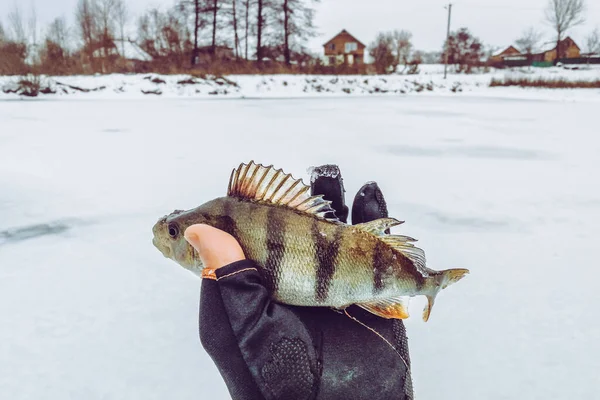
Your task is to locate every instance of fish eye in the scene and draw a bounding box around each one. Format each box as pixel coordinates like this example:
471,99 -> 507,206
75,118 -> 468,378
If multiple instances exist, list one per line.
168,223 -> 180,238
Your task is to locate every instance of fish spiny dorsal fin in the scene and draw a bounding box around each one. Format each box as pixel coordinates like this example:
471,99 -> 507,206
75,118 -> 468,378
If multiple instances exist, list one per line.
354,218 -> 404,236
227,161 -> 340,221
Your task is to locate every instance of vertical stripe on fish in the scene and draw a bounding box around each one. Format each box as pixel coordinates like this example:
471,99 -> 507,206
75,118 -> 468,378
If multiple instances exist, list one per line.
372,240 -> 388,295
313,220 -> 343,303
265,206 -> 285,294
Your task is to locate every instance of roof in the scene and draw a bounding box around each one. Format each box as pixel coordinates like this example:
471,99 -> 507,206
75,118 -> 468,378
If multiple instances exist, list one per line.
323,29 -> 366,48
113,39 -> 153,61
491,45 -> 521,57
538,36 -> 580,54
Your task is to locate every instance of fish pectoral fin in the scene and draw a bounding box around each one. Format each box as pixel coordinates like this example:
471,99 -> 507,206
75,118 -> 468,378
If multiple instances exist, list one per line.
357,297 -> 411,320
227,161 -> 341,222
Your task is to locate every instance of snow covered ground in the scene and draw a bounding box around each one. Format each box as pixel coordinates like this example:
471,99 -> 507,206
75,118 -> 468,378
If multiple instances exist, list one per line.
1,94 -> 599,399
1,64 -> 599,100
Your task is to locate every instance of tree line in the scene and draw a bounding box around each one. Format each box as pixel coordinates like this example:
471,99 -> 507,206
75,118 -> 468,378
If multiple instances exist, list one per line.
367,0 -> 599,74
1,0 -> 599,76
0,0 -> 320,75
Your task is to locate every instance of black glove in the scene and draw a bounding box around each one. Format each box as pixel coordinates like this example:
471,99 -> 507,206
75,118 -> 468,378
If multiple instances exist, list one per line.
309,164 -> 349,223
310,164 -> 390,226
310,163 -> 413,398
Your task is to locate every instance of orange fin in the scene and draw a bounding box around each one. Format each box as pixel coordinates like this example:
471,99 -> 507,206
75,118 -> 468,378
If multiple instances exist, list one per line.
358,297 -> 410,320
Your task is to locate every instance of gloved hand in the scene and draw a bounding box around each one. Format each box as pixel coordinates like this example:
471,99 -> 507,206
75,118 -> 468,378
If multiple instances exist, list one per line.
190,163 -> 414,400
310,163 -> 413,399
309,163 -> 392,226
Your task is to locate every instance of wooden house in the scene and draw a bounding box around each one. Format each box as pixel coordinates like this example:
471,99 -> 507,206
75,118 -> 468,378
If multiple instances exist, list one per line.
533,37 -> 581,62
323,29 -> 366,66
489,45 -> 522,64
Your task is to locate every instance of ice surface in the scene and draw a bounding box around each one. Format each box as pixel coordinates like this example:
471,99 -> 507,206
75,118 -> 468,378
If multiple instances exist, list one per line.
1,94 -> 599,400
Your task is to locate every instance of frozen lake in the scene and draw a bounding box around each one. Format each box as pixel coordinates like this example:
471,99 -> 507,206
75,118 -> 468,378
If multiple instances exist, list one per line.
1,94 -> 599,399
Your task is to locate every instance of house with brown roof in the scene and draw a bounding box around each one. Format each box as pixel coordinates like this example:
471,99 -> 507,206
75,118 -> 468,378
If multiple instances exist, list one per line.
323,30 -> 366,66
489,45 -> 522,64
533,37 -> 581,62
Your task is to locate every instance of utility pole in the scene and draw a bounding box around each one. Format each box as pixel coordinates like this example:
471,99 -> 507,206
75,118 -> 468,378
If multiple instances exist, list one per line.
444,3 -> 452,79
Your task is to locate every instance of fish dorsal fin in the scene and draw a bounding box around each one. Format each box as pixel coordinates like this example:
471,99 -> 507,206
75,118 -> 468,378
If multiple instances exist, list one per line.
354,218 -> 404,236
358,296 -> 411,320
354,218 -> 426,272
380,235 -> 428,275
227,161 -> 340,221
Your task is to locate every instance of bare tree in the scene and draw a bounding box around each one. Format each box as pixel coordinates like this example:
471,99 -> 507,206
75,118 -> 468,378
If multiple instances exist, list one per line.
585,27 -> 600,54
228,0 -> 241,59
243,0 -> 251,59
255,0 -> 277,64
28,3 -> 38,49
41,16 -> 73,74
392,29 -> 412,67
515,27 -> 542,55
192,0 -> 202,64
182,0 -> 211,65
0,22 -> 6,42
8,4 -> 27,44
97,0 -> 117,59
211,0 -> 220,56
138,6 -> 191,67
47,17 -> 70,51
256,0 -> 264,62
369,32 -> 396,74
443,27 -> 485,73
280,0 -> 319,65
545,0 -> 586,62
114,0 -> 129,55
75,0 -> 99,58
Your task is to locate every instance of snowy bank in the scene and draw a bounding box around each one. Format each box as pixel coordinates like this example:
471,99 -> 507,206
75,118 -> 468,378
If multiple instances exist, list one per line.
1,65 -> 599,100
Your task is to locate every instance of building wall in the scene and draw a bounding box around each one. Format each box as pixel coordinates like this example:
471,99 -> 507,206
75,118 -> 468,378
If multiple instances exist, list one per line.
325,32 -> 365,56
489,47 -> 521,64
565,45 -> 581,58
542,45 -> 580,62
323,53 -> 363,66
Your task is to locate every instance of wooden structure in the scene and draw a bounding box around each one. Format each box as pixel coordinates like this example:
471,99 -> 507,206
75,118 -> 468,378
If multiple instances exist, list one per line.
323,30 -> 366,66
533,37 -> 581,62
489,45 -> 522,64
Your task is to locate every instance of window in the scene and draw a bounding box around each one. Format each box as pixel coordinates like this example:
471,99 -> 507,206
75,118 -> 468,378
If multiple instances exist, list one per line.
328,43 -> 336,51
345,42 -> 358,53
329,56 -> 336,65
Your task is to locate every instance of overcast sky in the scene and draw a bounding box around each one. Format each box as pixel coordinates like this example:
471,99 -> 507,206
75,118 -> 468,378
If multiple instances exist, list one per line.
1,0 -> 599,53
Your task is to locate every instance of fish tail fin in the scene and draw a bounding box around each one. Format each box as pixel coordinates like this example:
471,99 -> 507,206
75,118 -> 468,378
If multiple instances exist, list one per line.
440,268 -> 470,290
422,268 -> 469,322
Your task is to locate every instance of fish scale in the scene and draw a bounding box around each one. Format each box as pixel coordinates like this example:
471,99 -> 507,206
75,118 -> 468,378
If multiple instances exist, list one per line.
152,161 -> 469,321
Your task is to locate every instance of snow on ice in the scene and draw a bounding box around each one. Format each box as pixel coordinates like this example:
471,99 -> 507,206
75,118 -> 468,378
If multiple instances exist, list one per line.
1,88 -> 599,399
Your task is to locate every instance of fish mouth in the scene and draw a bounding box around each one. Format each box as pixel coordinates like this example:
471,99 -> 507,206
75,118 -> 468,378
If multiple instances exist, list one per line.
152,237 -> 172,259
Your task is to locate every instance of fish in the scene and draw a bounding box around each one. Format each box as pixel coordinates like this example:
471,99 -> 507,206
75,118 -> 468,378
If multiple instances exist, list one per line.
152,161 -> 469,321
